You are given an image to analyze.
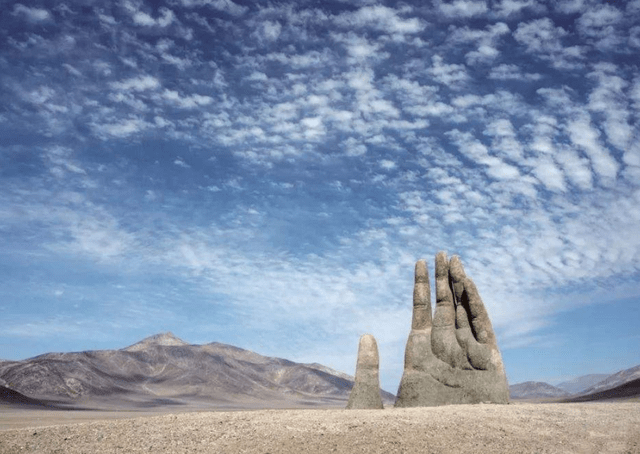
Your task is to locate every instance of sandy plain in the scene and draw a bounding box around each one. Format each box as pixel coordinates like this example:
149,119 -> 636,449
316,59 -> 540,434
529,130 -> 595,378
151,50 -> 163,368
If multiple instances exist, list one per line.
1,402 -> 639,454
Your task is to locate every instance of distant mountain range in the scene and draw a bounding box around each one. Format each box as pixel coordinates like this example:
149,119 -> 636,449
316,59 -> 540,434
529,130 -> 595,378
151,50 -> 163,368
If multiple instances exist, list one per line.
508,381 -> 570,400
509,365 -> 640,401
574,365 -> 640,396
3,332 -> 636,409
0,332 -> 395,410
556,374 -> 610,395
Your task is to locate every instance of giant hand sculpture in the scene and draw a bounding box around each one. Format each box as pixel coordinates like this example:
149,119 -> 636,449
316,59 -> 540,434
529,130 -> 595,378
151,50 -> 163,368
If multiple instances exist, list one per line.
395,252 -> 509,407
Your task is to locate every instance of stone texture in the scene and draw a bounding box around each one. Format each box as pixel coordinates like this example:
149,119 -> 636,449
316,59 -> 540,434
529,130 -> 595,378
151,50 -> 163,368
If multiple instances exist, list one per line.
395,252 -> 509,407
346,334 -> 384,409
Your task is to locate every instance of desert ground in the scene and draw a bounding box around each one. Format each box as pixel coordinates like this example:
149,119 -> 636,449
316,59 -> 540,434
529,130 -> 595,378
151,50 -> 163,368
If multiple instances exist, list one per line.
1,402 -> 639,453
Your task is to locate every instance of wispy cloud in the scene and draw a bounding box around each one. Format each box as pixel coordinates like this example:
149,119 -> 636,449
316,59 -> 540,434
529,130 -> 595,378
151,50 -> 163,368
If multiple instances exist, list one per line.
333,5 -> 426,35
513,18 -> 585,69
178,0 -> 248,16
110,75 -> 161,92
437,0 -> 488,18
12,4 -> 51,22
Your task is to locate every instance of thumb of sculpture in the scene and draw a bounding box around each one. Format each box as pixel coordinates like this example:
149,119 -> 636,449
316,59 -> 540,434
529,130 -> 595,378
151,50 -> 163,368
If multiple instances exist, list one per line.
346,334 -> 384,409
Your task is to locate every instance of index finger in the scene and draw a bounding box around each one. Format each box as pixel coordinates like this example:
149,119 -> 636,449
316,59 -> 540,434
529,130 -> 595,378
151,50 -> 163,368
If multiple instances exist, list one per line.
411,260 -> 431,330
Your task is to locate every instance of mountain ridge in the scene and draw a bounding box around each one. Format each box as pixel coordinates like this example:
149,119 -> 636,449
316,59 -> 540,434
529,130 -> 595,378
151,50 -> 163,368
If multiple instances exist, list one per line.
556,374 -> 610,395
509,381 -> 569,399
562,378 -> 640,402
575,365 -> 640,397
509,364 -> 640,401
123,332 -> 190,351
0,333 -> 396,410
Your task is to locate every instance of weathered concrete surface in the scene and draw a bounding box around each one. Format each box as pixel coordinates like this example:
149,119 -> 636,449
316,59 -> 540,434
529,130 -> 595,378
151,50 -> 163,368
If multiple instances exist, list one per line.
395,252 -> 509,407
346,334 -> 384,409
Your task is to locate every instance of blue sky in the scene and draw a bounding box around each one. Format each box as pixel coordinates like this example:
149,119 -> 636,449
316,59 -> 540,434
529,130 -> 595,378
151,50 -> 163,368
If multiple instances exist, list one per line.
1,0 -> 639,394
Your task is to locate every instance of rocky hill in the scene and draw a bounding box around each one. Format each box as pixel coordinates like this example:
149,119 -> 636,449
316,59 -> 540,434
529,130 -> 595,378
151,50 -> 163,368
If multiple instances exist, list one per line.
0,333 -> 396,409
575,365 -> 640,397
563,378 -> 640,402
510,364 -> 640,401
509,381 -> 569,400
556,374 -> 610,395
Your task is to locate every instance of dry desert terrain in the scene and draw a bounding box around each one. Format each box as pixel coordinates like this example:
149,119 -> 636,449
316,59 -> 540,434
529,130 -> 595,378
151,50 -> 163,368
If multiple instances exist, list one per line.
1,402 -> 639,453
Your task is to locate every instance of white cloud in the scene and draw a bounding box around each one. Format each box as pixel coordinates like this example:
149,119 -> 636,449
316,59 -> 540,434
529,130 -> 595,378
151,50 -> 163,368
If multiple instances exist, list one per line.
333,5 -> 426,35
45,146 -> 87,179
488,64 -> 542,81
154,116 -> 173,128
92,117 -> 152,138
513,18 -> 585,69
407,102 -> 455,117
110,75 -> 160,92
68,217 -> 134,260
438,0 -> 488,18
449,22 -> 510,65
531,156 -> 566,192
576,4 -> 622,35
554,0 -> 587,14
379,159 -> 396,170
465,44 -> 499,65
109,92 -> 148,111
122,1 -> 175,27
62,64 -> 82,77
566,113 -> 619,183
632,76 -> 640,112
245,71 -> 268,82
345,69 -> 400,122
300,116 -> 325,140
630,26 -> 640,48
587,65 -> 634,151
628,0 -> 640,14
261,21 -> 282,41
622,142 -> 640,182
513,18 -> 566,53
179,0 -> 248,16
133,11 -> 155,26
494,0 -> 546,17
160,53 -> 192,70
98,13 -> 117,25
449,90 -> 525,117
447,129 -> 522,181
342,138 -> 367,157
11,195 -> 137,262
483,118 -> 523,161
265,50 -> 334,68
332,33 -> 388,64
555,146 -> 593,190
160,89 -> 214,109
576,4 -> 624,50
428,55 -> 470,88
23,86 -> 56,105
524,114 -> 573,192
174,158 -> 190,168
12,4 -> 51,22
